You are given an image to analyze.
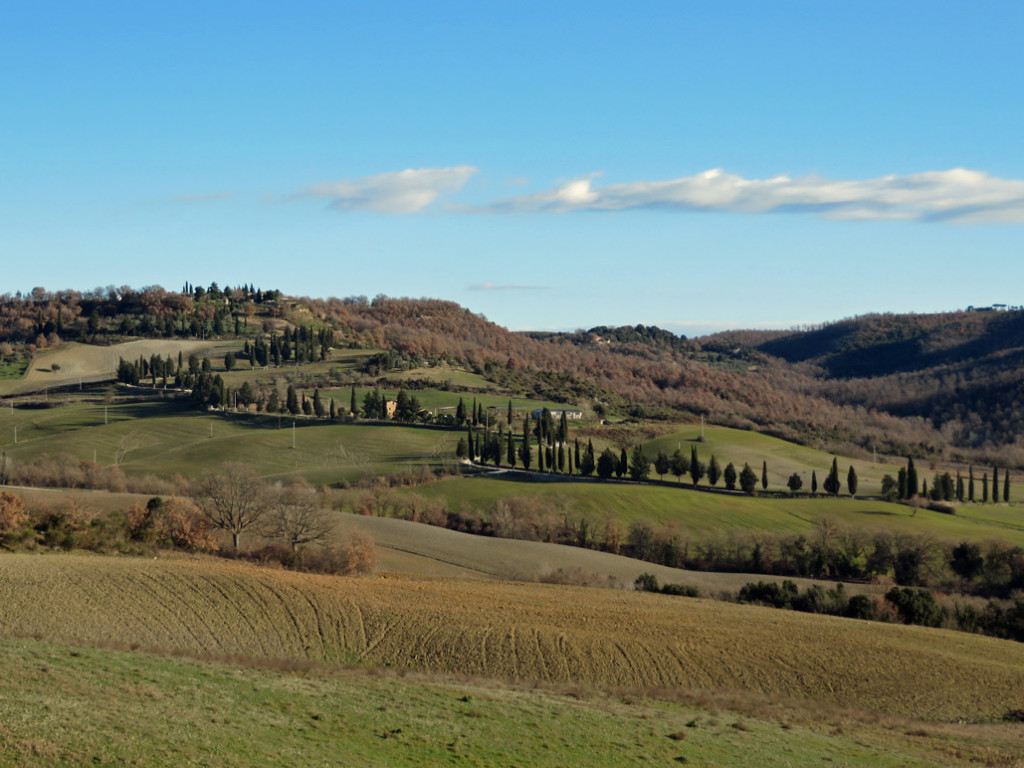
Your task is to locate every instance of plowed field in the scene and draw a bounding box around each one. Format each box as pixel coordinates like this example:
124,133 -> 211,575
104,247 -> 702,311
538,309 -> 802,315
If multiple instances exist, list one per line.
1,554 -> 1022,722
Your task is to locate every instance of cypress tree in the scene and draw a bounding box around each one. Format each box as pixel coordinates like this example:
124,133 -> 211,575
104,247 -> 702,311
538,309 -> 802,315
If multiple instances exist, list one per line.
969,466 -> 975,501
467,424 -> 475,461
897,467 -> 907,499
519,416 -> 531,470
811,470 -> 818,494
956,471 -> 964,502
906,457 -> 918,499
350,386 -> 357,417
993,467 -> 999,503
507,400 -> 513,426
456,398 -> 466,425
574,439 -> 581,471
982,473 -> 989,502
329,398 -> 336,421
847,465 -> 858,497
507,430 -> 516,468
761,460 -> 768,491
1005,471 -> 1011,502
618,448 -> 627,478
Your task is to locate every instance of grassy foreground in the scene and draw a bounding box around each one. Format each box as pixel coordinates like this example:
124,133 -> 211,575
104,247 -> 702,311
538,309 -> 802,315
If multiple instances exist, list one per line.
3,639 -> 1020,767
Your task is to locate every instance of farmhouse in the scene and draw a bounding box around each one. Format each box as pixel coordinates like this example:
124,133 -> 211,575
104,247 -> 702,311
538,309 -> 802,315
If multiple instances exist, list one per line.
531,408 -> 583,420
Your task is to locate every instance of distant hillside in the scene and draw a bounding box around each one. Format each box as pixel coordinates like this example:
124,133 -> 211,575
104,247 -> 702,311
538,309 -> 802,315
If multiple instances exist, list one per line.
5,285 -> 1024,466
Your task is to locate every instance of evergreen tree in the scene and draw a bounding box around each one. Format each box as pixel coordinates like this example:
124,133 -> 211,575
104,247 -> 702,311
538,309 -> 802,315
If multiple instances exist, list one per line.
350,387 -> 357,417
456,437 -> 467,459
456,398 -> 466,425
617,448 -> 627,479
580,440 -> 596,476
707,455 -> 721,486
982,473 -> 989,502
507,430 -> 516,468
897,467 -> 908,499
313,389 -> 324,418
557,442 -> 565,473
689,446 -> 705,487
519,417 -> 531,470
507,400 -> 513,427
654,450 -> 670,480
993,467 -> 999,503
739,463 -> 758,495
267,389 -> 281,414
302,394 -> 312,416
670,448 -> 689,483
969,466 -> 975,502
847,465 -> 858,497
723,462 -> 737,490
906,457 -> 918,499
361,388 -> 380,419
559,411 -> 569,444
574,439 -> 581,472
824,458 -> 840,496
811,470 -> 818,494
956,471 -> 964,502
761,460 -> 769,491
1005,470 -> 1011,502
329,398 -> 336,421
628,445 -> 650,481
286,384 -> 299,415
467,424 -> 475,462
538,439 -> 546,471
787,472 -> 802,493
596,448 -> 617,479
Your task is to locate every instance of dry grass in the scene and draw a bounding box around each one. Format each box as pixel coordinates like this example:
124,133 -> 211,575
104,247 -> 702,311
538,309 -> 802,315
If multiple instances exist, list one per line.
2,553 -> 1024,723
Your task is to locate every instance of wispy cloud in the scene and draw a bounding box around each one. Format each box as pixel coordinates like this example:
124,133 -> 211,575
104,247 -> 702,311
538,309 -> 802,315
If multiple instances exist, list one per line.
305,165 -> 478,214
479,168 -> 1024,224
469,281 -> 545,291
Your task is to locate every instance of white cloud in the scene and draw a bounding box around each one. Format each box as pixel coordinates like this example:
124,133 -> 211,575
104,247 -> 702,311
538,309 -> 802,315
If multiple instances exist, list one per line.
481,168 -> 1024,223
306,165 -> 478,214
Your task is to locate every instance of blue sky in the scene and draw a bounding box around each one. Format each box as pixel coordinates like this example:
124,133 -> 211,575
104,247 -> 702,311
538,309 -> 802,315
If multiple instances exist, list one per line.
2,1 -> 1022,335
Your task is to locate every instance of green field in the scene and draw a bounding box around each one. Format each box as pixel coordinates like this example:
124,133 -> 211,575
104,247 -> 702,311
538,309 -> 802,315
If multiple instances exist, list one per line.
2,397 -> 460,484
641,424 -> 1001,500
3,637 -> 1014,767
400,474 -> 1024,546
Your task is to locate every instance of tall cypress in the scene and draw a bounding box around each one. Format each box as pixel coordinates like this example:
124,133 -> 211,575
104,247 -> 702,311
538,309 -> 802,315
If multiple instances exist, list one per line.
993,467 -> 999,503
507,430 -> 516,468
761,460 -> 768,491
1004,471 -> 1011,502
906,457 -> 918,499
968,466 -> 975,501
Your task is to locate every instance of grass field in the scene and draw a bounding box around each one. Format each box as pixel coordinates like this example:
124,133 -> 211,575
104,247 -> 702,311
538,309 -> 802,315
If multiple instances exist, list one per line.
1,397 -> 460,483
2,553 -> 1024,723
0,340 -> 236,396
641,424 -> 1003,500
402,474 -> 1024,546
4,638 -> 1020,767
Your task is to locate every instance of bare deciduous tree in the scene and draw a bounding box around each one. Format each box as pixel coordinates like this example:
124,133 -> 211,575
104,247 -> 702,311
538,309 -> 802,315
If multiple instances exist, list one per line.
264,479 -> 333,551
195,463 -> 267,549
